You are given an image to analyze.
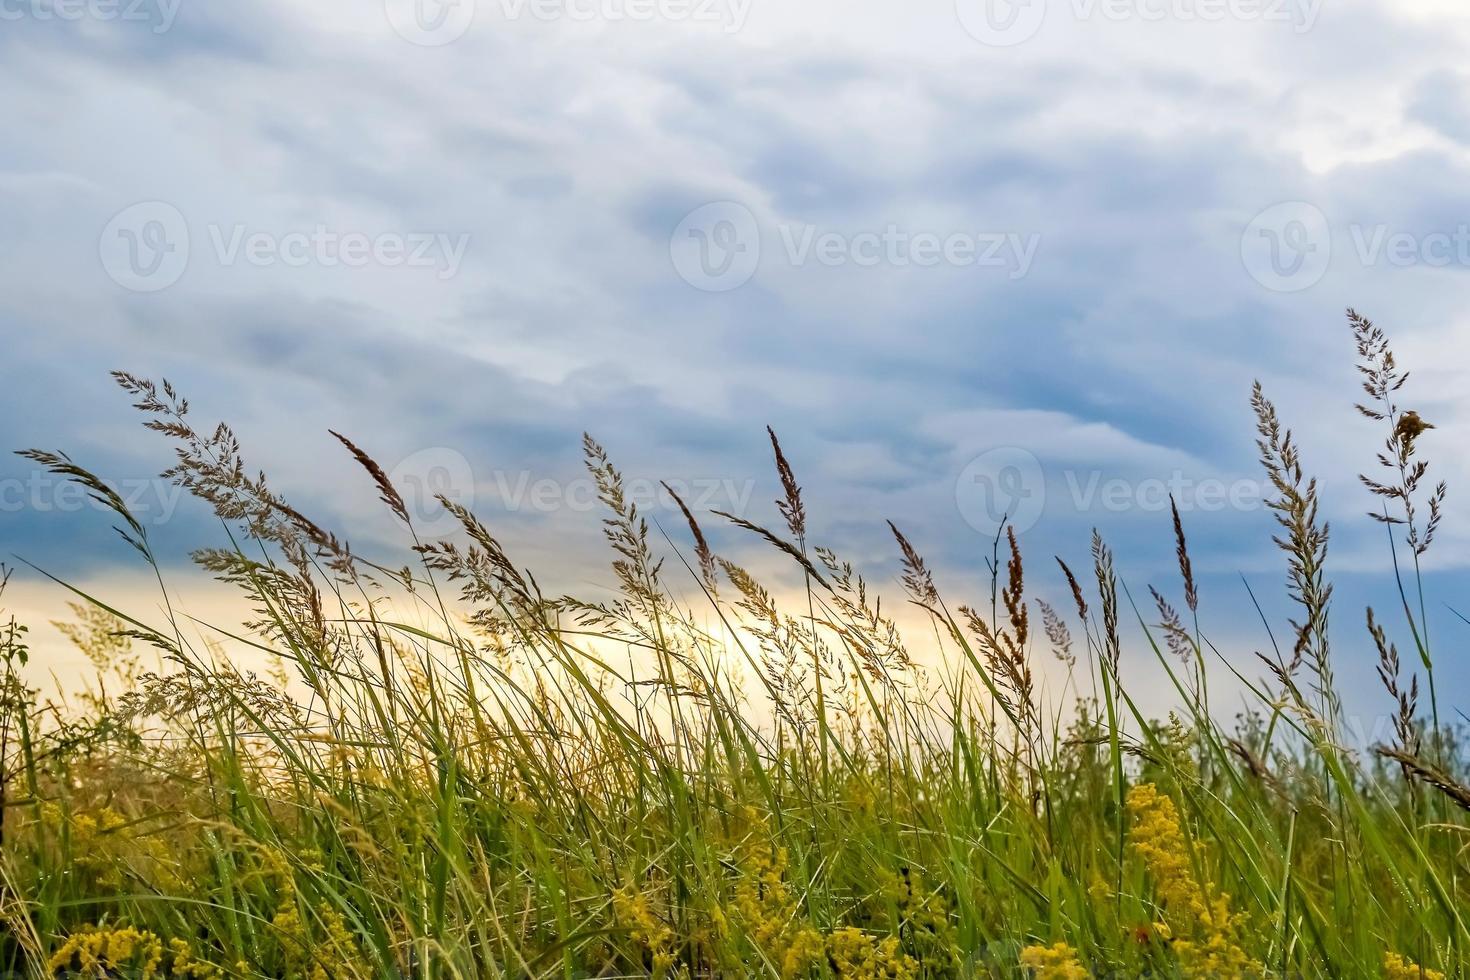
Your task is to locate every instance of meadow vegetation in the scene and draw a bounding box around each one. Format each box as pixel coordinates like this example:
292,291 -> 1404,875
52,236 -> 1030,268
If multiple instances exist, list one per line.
0,309 -> 1465,977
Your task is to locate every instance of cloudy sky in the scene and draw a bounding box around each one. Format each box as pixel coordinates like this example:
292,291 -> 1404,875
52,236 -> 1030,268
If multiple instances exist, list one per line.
3,0 -> 1469,721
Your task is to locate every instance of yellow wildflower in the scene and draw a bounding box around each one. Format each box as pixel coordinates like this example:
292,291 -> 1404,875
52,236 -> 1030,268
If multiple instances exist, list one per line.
1019,941 -> 1089,979
1384,951 -> 1445,980
49,926 -> 220,979
1126,783 -> 1261,978
613,885 -> 683,978
729,843 -> 823,978
826,927 -> 918,980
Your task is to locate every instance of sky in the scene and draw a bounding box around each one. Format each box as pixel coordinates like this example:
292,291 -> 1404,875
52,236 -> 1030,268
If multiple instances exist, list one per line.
2,0 -> 1469,727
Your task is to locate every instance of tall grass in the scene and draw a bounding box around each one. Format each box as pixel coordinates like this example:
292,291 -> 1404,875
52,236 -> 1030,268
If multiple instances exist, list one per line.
0,310 -> 1465,978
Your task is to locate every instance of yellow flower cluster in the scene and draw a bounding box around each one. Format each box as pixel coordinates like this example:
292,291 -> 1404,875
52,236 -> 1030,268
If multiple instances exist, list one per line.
41,802 -> 129,889
613,885 -> 683,977
39,799 -> 185,892
47,926 -> 220,978
826,927 -> 917,980
874,868 -> 958,972
263,847 -> 370,980
270,901 -> 370,980
1384,951 -> 1445,980
610,822 -> 929,979
730,842 -> 826,977
1126,783 -> 1261,978
1018,940 -> 1089,979
729,847 -> 931,979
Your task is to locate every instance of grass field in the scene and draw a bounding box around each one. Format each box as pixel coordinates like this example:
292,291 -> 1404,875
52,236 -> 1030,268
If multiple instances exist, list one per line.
1,309 -> 1465,978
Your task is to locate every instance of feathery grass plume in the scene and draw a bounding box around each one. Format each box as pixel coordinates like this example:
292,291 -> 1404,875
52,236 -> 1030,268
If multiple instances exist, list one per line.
1225,736 -> 1283,796
888,521 -> 940,608
766,426 -> 806,543
1251,381 -> 1336,719
814,547 -> 913,689
1169,494 -> 1198,613
328,430 -> 409,526
1090,532 -> 1120,678
584,434 -> 666,616
1350,308 -> 1446,556
13,449 -> 152,560
718,558 -> 834,731
959,604 -> 1034,732
1369,607 -> 1419,757
1036,599 -> 1074,668
111,373 -> 297,554
660,481 -> 717,592
421,497 -> 531,601
713,510 -> 829,589
110,374 -> 346,670
1149,586 -> 1192,666
960,529 -> 1037,735
1055,556 -> 1089,621
1349,308 -> 1449,772
1004,527 -> 1029,651
1374,747 -> 1470,813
